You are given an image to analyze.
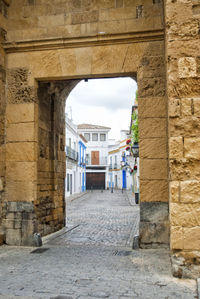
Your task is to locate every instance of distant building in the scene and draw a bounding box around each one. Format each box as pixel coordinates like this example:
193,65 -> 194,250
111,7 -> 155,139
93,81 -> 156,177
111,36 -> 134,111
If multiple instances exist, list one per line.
77,124 -> 111,190
108,130 -> 139,191
78,134 -> 87,193
65,115 -> 87,197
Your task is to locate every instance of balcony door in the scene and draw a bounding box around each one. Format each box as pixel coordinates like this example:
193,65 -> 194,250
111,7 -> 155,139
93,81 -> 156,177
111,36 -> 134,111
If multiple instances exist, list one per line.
91,151 -> 99,165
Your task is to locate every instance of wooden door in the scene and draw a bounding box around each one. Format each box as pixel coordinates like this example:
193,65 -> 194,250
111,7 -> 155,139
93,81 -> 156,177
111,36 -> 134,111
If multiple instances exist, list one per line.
91,151 -> 99,165
86,172 -> 105,190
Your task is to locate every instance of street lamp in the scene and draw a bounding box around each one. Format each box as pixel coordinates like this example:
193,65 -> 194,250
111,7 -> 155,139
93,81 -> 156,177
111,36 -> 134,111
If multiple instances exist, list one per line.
132,143 -> 139,157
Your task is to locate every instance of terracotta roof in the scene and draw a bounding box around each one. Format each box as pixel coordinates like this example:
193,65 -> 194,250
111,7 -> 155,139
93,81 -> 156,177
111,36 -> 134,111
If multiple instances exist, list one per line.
77,124 -> 111,130
79,134 -> 87,143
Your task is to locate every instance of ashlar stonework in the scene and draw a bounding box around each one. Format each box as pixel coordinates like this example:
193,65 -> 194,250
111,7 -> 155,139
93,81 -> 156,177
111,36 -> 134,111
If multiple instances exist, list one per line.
0,0 -> 199,278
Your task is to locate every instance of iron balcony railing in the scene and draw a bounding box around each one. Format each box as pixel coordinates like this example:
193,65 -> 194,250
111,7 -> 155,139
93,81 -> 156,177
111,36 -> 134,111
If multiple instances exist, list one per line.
86,156 -> 107,166
66,146 -> 78,161
109,163 -> 119,170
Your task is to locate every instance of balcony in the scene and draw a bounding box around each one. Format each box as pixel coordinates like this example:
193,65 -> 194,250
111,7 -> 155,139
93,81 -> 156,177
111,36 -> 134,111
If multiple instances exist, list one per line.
109,163 -> 119,170
86,156 -> 107,166
66,146 -> 78,161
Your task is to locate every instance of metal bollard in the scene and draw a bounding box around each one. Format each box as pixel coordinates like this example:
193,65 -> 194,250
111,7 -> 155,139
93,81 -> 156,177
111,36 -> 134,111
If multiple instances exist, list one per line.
101,187 -> 103,193
122,188 -> 123,193
111,187 -> 113,193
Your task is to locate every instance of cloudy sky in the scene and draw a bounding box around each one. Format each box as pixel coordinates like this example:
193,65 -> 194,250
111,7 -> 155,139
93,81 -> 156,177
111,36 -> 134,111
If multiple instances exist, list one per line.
65,77 -> 137,140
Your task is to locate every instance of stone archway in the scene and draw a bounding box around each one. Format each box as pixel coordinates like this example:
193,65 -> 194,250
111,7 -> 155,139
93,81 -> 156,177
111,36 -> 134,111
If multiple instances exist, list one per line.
3,36 -> 168,249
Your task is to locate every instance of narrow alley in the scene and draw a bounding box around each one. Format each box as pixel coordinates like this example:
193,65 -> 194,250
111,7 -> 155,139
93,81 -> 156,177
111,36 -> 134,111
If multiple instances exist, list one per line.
0,191 -> 197,299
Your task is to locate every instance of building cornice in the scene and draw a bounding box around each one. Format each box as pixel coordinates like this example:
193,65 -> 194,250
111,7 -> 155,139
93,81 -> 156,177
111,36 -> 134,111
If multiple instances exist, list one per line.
4,29 -> 164,53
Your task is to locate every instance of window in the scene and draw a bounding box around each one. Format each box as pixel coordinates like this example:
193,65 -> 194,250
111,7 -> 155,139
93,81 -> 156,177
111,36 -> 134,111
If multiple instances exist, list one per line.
92,133 -> 98,141
100,134 -> 106,141
84,133 -> 90,141
68,138 -> 71,147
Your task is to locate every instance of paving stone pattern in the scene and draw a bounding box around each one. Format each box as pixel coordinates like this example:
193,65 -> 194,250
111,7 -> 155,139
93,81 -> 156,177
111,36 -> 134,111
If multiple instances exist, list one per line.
53,190 -> 139,248
0,191 -> 197,299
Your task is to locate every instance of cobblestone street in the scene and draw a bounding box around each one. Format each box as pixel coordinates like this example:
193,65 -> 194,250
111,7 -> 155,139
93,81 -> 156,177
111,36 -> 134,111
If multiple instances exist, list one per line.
0,191 -> 197,299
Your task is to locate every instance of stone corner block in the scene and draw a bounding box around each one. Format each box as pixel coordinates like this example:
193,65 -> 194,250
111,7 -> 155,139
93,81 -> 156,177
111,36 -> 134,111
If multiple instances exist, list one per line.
140,202 -> 169,223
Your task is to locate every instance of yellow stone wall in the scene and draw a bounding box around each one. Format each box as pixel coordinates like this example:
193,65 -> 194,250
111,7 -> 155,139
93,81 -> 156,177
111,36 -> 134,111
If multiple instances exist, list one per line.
0,0 -> 9,242
166,0 -> 200,278
6,0 -> 163,42
2,1 -> 169,248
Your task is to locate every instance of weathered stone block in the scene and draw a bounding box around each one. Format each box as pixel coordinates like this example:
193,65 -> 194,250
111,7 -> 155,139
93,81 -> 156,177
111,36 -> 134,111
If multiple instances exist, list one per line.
6,228 -> 21,246
169,137 -> 183,159
171,226 -> 183,250
7,201 -> 34,213
6,103 -> 37,123
140,179 -> 168,202
181,98 -> 192,116
72,10 -> 99,24
140,159 -> 168,180
184,227 -> 200,250
6,142 -> 36,162
140,222 -> 169,247
170,202 -> 200,227
168,77 -> 200,98
139,97 -> 167,118
170,181 -> 180,203
140,202 -> 169,222
170,158 -> 200,181
6,161 -> 37,182
7,122 -> 36,142
3,219 -> 14,229
139,118 -> 167,138
6,181 -> 36,202
180,180 -> 200,203
184,138 -> 200,159
140,138 -> 167,159
178,57 -> 197,78
38,14 -> 65,27
139,77 -> 165,97
169,116 -> 200,137
169,98 -> 181,118
138,56 -> 165,80
193,98 -> 200,116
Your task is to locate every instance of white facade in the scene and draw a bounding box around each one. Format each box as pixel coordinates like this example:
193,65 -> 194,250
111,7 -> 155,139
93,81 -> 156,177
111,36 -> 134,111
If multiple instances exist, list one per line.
108,130 -> 139,191
65,115 -> 86,197
77,124 -> 110,190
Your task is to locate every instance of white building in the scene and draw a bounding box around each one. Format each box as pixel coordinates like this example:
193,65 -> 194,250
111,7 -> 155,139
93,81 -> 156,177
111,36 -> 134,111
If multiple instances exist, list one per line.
65,115 -> 86,197
77,124 -> 110,190
108,130 -> 139,191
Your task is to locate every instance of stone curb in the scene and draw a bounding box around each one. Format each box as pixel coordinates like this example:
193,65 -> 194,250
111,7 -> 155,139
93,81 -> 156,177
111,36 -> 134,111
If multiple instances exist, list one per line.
197,278 -> 200,299
125,190 -> 136,206
0,296 -> 44,299
66,191 -> 89,203
42,225 -> 79,245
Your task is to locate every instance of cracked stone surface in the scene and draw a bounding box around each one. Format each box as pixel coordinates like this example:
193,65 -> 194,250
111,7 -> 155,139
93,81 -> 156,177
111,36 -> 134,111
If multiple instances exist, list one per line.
0,191 -> 197,299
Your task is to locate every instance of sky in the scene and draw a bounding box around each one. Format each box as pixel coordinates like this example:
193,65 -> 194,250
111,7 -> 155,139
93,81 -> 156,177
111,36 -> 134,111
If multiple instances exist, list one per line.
65,77 -> 137,140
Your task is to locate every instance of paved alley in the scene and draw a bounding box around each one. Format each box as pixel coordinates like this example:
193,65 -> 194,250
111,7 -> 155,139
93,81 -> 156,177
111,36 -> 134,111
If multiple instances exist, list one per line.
0,191 -> 197,299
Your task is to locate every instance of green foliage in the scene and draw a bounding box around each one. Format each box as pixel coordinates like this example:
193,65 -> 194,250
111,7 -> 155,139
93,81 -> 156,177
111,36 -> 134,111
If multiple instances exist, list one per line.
132,118 -> 138,143
131,108 -> 138,143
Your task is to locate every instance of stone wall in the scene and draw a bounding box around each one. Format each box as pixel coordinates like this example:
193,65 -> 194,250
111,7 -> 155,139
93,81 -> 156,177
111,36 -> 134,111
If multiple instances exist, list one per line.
37,80 -> 78,236
6,0 -> 163,42
166,0 -> 200,278
0,0 -> 9,244
138,40 -> 169,248
2,1 -> 169,250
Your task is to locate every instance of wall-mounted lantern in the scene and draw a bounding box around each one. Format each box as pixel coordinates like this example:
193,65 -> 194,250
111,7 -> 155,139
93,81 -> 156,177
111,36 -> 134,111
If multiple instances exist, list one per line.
132,143 -> 139,158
